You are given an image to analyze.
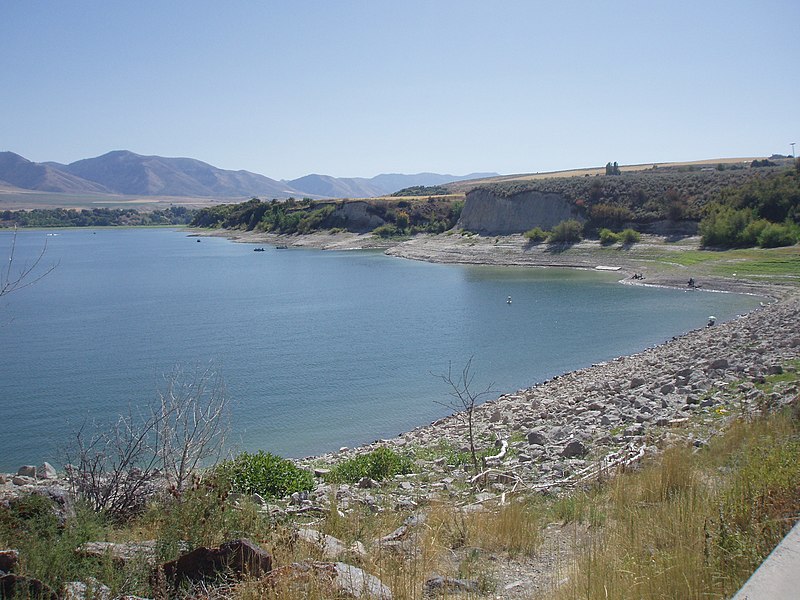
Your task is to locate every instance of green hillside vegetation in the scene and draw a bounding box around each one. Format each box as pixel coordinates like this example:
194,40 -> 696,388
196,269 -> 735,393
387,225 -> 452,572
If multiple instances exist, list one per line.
699,161 -> 800,248
390,185 -> 451,197
190,197 -> 463,236
481,162 -> 793,224
0,206 -> 194,228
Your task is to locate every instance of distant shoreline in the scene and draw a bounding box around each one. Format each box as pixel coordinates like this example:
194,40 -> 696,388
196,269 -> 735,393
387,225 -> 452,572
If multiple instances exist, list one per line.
195,228 -> 789,299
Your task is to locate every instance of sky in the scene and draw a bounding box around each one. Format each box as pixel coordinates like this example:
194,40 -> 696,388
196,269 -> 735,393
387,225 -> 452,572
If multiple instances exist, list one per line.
2,1 -> 798,180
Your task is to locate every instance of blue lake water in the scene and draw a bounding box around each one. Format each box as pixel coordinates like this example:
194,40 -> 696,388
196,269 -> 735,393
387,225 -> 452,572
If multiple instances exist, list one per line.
0,228 -> 763,470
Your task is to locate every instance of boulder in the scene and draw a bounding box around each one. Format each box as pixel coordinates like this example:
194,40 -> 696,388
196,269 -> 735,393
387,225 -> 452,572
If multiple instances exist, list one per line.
268,561 -> 391,599
61,577 -> 111,600
296,528 -> 366,561
0,549 -> 18,573
38,462 -> 58,480
526,430 -> 548,446
11,476 -> 35,486
158,538 -> 272,586
708,358 -> 729,370
561,439 -> 588,458
629,377 -> 647,389
16,466 -> 36,478
0,574 -> 58,600
333,562 -> 392,599
77,541 -> 159,567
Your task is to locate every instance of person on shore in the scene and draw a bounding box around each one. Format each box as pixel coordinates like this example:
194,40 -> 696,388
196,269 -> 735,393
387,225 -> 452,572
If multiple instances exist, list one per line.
688,277 -> 695,288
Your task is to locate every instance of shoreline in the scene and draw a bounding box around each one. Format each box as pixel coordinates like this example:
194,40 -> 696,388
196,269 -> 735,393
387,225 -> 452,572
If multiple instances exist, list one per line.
196,228 -> 792,298
192,228 -> 799,481
5,229 -> 795,483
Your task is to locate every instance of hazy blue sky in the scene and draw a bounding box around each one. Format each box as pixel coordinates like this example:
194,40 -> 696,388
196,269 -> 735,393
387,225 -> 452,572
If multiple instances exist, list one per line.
2,1 -> 798,179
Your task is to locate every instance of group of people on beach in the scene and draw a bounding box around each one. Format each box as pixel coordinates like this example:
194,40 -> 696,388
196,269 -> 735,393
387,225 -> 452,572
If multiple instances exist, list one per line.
631,273 -> 645,280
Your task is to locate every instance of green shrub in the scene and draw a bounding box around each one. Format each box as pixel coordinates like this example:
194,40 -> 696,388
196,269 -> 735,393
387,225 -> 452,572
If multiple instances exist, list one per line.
372,223 -> 401,238
740,219 -> 770,246
524,227 -> 548,242
325,447 -> 414,483
216,451 -> 314,499
548,220 -> 583,243
619,228 -> 641,244
598,228 -> 619,245
757,222 -> 797,248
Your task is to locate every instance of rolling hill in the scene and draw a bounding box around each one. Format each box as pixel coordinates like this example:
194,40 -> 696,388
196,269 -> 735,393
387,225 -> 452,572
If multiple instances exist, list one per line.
0,150 -> 496,200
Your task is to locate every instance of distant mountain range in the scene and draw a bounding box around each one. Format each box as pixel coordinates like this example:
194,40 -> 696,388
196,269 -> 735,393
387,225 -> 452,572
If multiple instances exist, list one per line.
0,150 -> 496,199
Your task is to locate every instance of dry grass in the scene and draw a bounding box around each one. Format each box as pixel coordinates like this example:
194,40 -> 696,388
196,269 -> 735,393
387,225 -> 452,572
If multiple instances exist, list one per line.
547,405 -> 800,600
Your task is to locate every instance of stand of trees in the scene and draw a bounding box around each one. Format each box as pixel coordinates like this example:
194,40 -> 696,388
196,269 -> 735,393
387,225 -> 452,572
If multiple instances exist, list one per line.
0,206 -> 194,228
699,164 -> 800,248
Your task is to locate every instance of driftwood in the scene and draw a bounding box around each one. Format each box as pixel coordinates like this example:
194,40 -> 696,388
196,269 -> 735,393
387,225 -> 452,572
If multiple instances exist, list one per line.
467,442 -> 647,498
483,439 -> 509,465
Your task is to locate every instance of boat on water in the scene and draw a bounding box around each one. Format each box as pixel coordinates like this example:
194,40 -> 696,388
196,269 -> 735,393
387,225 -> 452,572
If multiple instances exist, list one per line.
275,245 -> 289,250
253,247 -> 266,252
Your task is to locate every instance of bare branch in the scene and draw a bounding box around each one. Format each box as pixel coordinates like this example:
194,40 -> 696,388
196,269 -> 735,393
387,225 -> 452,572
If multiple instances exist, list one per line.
1,226 -> 57,298
433,356 -> 495,474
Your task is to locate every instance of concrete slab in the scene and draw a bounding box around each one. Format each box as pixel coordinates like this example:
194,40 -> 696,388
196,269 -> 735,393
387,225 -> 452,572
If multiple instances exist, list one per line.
731,520 -> 800,600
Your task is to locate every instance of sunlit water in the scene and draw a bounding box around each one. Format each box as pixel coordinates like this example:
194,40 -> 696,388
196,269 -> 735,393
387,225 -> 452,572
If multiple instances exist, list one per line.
0,228 -> 762,470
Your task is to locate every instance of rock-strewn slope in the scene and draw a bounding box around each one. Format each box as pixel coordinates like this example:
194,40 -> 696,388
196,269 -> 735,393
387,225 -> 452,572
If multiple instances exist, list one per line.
302,296 -> 799,503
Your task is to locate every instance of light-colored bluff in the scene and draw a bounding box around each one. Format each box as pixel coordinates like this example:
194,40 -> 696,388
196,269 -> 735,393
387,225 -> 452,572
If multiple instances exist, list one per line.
457,188 -> 582,235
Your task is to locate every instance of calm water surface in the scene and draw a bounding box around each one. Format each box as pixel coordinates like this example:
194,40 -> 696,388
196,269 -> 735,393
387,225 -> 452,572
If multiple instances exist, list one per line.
0,229 -> 762,469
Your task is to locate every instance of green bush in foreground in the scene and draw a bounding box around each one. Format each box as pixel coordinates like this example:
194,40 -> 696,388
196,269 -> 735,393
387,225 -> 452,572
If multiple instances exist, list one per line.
216,451 -> 314,499
325,447 -> 414,483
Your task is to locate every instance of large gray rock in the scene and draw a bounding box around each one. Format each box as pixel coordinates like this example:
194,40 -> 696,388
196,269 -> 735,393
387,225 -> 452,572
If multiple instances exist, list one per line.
561,439 -> 588,458
78,541 -> 159,566
526,430 -> 548,446
268,561 -> 391,599
159,538 -> 272,587
296,528 -> 366,561
15,466 -> 36,478
708,358 -> 729,370
38,462 -> 58,480
61,577 -> 111,600
333,562 -> 392,599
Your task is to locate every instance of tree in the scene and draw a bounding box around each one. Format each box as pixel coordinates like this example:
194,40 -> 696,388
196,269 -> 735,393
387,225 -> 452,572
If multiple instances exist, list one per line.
65,363 -> 231,520
1,226 -> 56,299
434,357 -> 495,474
549,219 -> 584,243
156,364 -> 230,495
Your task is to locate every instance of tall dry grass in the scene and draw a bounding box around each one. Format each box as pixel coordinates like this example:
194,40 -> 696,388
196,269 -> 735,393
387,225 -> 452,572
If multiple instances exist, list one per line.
548,404 -> 800,600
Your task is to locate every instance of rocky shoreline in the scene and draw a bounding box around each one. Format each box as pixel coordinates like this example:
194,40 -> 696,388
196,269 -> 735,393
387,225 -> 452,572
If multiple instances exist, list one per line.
298,294 -> 798,503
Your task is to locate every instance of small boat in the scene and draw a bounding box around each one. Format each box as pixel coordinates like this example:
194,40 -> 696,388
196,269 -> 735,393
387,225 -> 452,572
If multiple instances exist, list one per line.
253,247 -> 265,252
276,245 -> 289,250
507,296 -> 512,304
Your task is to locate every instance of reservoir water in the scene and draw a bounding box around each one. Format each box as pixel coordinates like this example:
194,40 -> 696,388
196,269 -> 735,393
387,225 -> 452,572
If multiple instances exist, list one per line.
0,228 -> 762,470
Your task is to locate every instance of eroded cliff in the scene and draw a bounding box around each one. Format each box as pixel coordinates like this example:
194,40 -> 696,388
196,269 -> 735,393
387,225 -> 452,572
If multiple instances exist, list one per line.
457,188 -> 582,234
